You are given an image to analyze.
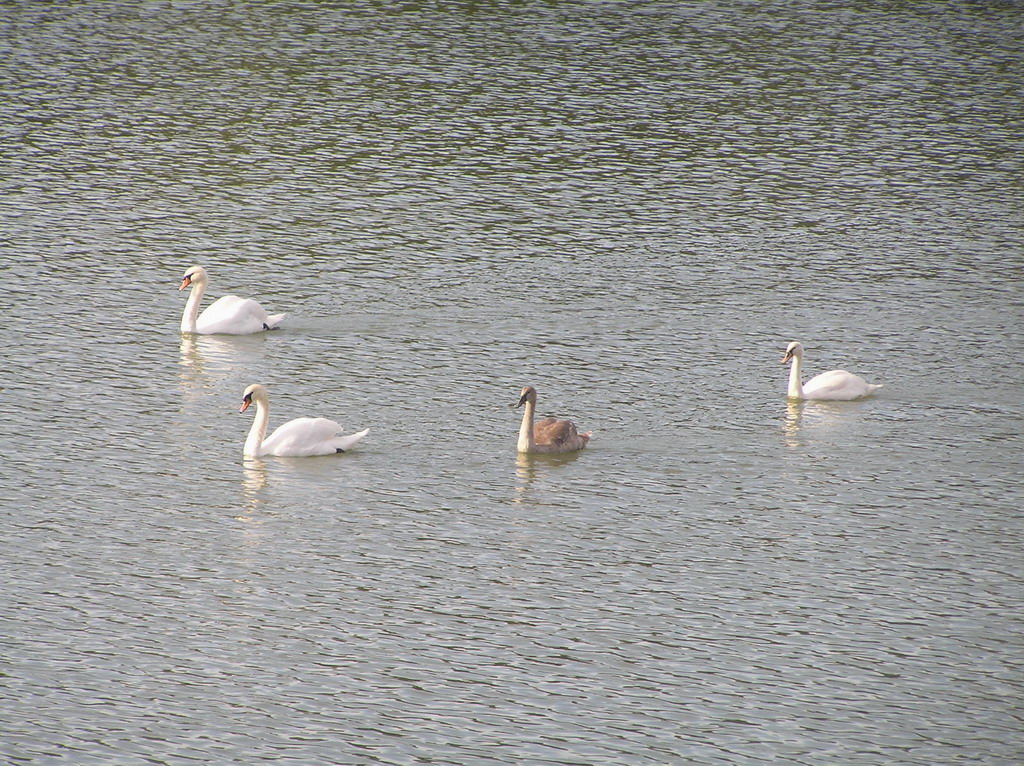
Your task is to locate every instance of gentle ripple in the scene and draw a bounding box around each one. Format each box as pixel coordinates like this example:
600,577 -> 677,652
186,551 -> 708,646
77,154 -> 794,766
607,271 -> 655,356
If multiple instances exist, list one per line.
2,1 -> 1023,764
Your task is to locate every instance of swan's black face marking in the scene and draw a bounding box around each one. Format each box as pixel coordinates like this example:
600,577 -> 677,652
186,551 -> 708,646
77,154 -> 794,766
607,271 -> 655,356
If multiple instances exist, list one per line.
263,322 -> 270,330
335,448 -> 346,453
516,387 -> 538,408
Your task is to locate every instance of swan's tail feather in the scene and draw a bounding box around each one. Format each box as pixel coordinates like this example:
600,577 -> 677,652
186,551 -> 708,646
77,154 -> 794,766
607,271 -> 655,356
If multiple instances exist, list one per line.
264,313 -> 287,330
333,428 -> 370,453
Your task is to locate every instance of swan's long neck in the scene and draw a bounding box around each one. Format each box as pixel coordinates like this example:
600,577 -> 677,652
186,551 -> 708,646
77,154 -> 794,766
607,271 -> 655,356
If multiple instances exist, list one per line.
517,400 -> 535,452
181,279 -> 206,333
787,354 -> 805,399
244,397 -> 270,457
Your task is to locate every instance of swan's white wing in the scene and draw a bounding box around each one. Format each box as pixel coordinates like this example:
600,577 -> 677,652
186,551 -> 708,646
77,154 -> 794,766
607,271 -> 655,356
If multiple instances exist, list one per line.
802,370 -> 880,400
261,417 -> 342,456
261,418 -> 367,457
196,295 -> 284,335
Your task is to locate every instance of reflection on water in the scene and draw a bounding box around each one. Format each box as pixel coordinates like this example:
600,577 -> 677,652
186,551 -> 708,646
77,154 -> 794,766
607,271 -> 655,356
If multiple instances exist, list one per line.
178,335 -> 203,391
782,396 -> 882,452
513,452 -> 536,503
513,450 -> 586,504
783,399 -> 804,449
178,335 -> 245,391
240,457 -> 270,520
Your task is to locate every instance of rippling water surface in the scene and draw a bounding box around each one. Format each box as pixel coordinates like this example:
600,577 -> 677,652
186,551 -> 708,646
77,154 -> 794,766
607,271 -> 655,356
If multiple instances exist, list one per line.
2,2 -> 1022,764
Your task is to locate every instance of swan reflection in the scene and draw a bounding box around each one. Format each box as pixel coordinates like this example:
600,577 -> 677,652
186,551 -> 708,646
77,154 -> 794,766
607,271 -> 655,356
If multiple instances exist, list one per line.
513,450 -> 585,504
239,457 -> 270,521
178,335 -> 244,391
783,397 -> 873,450
178,335 -> 204,383
783,399 -> 805,448
515,452 -> 539,491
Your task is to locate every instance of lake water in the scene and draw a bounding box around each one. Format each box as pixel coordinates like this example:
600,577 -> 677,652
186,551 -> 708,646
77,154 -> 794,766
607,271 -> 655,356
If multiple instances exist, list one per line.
2,1 -> 1022,763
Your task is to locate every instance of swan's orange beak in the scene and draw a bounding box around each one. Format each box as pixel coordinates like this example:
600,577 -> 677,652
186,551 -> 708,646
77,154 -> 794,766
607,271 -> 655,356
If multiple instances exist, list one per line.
179,276 -> 192,291
240,396 -> 252,413
781,351 -> 793,364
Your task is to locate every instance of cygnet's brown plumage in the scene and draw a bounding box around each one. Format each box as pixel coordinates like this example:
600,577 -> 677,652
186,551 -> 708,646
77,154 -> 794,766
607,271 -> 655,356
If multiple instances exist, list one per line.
514,386 -> 591,454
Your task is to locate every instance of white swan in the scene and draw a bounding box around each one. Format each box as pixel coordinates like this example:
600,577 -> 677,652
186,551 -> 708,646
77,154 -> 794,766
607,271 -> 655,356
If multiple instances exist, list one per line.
179,265 -> 286,335
240,384 -> 369,457
781,341 -> 882,400
514,386 -> 591,454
